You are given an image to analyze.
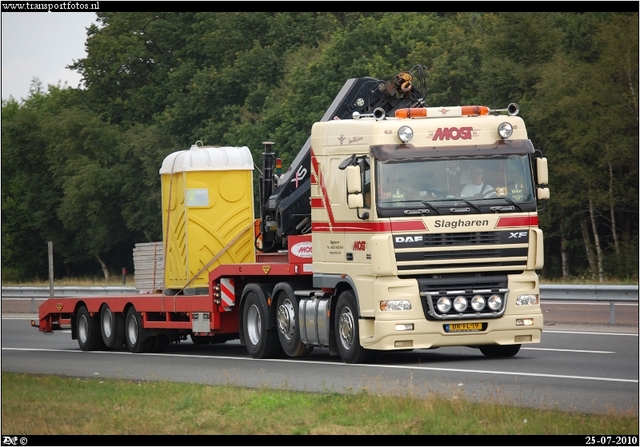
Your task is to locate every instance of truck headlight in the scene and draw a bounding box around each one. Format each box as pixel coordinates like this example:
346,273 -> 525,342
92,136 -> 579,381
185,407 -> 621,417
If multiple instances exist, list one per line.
516,294 -> 539,306
380,300 -> 412,311
498,122 -> 513,139
453,296 -> 468,312
487,294 -> 503,311
470,295 -> 486,311
397,125 -> 413,143
516,318 -> 534,326
436,297 -> 452,313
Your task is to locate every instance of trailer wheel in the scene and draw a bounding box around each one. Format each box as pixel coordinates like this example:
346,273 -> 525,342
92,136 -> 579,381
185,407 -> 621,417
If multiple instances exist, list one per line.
190,334 -> 229,345
125,307 -> 152,353
100,304 -> 125,349
150,334 -> 170,353
479,344 -> 521,358
190,334 -> 211,345
77,306 -> 104,351
276,289 -> 313,357
242,289 -> 281,359
335,291 -> 376,364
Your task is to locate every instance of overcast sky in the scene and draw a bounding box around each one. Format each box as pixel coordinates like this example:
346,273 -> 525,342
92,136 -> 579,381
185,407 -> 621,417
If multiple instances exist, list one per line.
1,12 -> 98,102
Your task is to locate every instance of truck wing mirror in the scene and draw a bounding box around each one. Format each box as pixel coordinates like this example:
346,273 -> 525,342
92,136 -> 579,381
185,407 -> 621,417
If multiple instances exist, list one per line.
348,193 -> 369,220
536,158 -> 548,185
346,165 -> 362,193
338,154 -> 357,170
537,187 -> 550,200
348,193 -> 364,209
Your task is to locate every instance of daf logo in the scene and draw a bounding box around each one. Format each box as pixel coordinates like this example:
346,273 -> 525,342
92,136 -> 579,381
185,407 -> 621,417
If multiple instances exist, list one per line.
395,236 -> 423,243
509,232 -> 528,239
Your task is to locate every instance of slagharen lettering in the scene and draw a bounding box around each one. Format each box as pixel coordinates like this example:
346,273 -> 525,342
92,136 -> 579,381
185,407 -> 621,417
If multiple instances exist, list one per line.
434,219 -> 489,229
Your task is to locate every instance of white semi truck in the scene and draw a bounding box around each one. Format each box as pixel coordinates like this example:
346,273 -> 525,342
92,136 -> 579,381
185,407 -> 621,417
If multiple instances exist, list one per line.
34,67 -> 549,364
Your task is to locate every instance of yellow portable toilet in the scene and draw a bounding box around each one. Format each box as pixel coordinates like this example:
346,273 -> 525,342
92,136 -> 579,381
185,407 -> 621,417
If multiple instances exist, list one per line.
159,143 -> 255,294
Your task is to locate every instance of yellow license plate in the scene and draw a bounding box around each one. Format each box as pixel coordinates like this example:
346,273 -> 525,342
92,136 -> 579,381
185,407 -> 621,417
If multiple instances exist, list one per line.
447,322 -> 483,332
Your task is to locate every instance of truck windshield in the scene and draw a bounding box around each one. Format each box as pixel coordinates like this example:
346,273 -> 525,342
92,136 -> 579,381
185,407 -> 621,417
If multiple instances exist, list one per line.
375,155 -> 535,214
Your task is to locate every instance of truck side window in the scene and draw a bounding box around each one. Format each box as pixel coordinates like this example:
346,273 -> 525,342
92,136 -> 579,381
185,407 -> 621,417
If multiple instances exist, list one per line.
363,159 -> 371,208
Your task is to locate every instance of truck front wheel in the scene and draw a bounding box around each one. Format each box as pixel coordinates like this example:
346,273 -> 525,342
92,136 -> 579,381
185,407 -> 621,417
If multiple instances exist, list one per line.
242,289 -> 281,359
125,307 -> 152,353
335,291 -> 376,364
77,306 -> 105,351
479,344 -> 521,358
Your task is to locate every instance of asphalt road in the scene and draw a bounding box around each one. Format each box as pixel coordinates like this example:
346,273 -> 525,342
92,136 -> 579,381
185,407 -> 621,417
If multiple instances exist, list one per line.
2,302 -> 638,417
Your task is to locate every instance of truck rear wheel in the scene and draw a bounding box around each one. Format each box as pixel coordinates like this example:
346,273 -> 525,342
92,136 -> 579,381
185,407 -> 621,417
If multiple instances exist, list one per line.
479,344 -> 521,358
100,304 -> 125,349
242,289 -> 282,359
125,307 -> 152,353
276,286 -> 313,358
77,306 -> 105,351
335,291 -> 376,364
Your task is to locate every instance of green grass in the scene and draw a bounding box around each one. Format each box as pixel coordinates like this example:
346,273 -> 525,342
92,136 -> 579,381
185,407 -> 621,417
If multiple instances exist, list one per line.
1,372 -> 637,435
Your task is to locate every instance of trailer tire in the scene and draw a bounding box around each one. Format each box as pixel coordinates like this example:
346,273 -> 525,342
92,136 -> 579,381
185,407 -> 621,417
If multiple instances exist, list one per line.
335,291 -> 376,364
150,334 -> 170,353
276,287 -> 313,358
190,334 -> 212,345
125,307 -> 152,353
242,289 -> 281,359
77,306 -> 104,351
100,304 -> 125,349
190,334 -> 229,345
479,344 -> 521,358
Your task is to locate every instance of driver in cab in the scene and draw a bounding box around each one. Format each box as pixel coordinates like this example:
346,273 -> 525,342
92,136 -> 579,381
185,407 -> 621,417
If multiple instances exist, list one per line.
460,167 -> 496,198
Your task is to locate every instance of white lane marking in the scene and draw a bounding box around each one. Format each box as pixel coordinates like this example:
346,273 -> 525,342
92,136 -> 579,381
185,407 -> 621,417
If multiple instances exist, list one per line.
522,347 -> 614,354
542,302 -> 637,306
3,347 -> 637,384
544,330 -> 638,336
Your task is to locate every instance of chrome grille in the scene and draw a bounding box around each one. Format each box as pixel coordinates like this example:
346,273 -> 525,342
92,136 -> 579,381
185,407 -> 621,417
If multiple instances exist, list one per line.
394,230 -> 528,274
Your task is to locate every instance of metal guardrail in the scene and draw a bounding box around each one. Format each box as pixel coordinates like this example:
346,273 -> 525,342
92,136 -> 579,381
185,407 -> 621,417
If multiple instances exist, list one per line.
2,284 -> 638,323
539,285 -> 638,325
539,284 -> 638,302
1,286 -> 137,313
1,286 -> 137,298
